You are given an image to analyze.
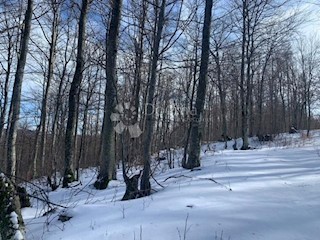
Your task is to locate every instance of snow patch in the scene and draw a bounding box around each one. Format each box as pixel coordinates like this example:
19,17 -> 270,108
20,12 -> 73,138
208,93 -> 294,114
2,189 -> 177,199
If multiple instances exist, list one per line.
10,212 -> 19,225
14,230 -> 24,240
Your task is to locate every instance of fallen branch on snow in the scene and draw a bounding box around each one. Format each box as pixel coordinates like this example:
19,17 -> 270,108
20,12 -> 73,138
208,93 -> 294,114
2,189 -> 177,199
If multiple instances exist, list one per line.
164,174 -> 232,191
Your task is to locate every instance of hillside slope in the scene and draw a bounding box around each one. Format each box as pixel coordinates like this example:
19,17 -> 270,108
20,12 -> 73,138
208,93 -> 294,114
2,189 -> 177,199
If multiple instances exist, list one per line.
23,131 -> 320,240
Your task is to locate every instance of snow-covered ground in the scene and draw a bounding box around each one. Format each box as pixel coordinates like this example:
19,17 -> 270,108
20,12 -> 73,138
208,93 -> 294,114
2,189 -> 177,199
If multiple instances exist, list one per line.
23,131 -> 320,240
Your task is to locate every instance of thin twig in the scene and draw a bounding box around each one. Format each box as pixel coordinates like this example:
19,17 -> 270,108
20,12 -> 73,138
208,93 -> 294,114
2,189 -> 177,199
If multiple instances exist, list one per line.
30,194 -> 67,209
151,174 -> 165,188
164,175 -> 192,182
198,177 -> 232,191
163,174 -> 232,191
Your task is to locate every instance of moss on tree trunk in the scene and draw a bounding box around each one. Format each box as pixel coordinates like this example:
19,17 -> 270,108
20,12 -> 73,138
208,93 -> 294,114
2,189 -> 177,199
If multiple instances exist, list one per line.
0,173 -> 25,240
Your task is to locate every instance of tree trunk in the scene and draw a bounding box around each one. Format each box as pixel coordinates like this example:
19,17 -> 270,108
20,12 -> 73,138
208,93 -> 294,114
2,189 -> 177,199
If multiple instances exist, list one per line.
184,0 -> 213,169
240,0 -> 249,150
121,133 -> 140,200
33,3 -> 59,178
0,173 -> 25,240
3,0 -> 32,238
213,48 -> 228,149
94,0 -> 122,190
0,22 -> 13,140
182,37 -> 199,167
6,0 -> 33,179
121,0 -> 147,199
50,32 -> 73,183
233,74 -> 239,150
133,0 -> 147,119
257,49 -> 272,136
63,0 -> 90,187
76,80 -> 94,180
140,0 -> 166,196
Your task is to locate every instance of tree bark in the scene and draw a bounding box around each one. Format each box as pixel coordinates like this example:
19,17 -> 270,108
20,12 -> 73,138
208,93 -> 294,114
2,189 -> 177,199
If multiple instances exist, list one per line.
50,28 -> 74,183
121,0 -> 147,199
183,0 -> 213,169
6,0 -> 33,179
212,46 -> 228,149
240,0 -> 249,150
94,0 -> 122,190
0,15 -> 14,140
133,0 -> 147,119
63,0 -> 90,187
76,77 -> 95,180
182,37 -> 199,167
0,173 -> 25,240
140,0 -> 166,196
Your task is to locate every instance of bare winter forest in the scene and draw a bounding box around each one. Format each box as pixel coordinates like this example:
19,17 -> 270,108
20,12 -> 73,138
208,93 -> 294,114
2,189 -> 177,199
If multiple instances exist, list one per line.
1,0 -> 320,239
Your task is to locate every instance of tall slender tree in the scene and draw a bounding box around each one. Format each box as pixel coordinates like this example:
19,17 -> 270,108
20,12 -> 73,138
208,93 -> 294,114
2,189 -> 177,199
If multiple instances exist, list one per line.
183,0 -> 213,169
95,0 -> 123,190
6,0 -> 33,179
33,0 -> 60,178
3,1 -> 33,238
0,8 -> 18,140
63,0 -> 90,187
140,0 -> 167,196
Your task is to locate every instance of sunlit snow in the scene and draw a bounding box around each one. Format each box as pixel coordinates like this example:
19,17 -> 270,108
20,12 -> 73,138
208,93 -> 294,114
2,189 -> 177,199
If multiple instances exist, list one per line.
23,131 -> 320,240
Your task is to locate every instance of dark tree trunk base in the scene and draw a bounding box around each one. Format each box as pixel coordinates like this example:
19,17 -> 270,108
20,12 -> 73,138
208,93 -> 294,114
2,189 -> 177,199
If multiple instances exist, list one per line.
182,160 -> 201,170
122,174 -> 140,200
47,176 -> 59,191
240,146 -> 250,150
183,165 -> 201,170
140,174 -> 151,197
62,168 -> 75,188
93,176 -> 110,190
16,186 -> 31,208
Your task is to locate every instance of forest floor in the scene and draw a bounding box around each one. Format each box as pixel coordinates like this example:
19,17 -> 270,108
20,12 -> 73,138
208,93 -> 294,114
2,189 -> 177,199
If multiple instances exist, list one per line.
23,130 -> 320,240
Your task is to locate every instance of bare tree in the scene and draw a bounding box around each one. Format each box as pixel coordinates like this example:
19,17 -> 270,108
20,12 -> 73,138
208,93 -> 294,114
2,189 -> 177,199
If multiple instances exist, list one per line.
32,0 -> 61,178
231,0 -> 294,149
181,3 -> 201,169
297,36 -> 320,136
94,0 -> 122,190
140,0 -> 167,196
210,15 -> 234,149
2,0 -> 33,238
63,0 -> 91,187
6,0 -> 33,179
49,17 -> 76,186
0,6 -> 20,140
120,0 -> 148,199
183,0 -> 213,169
